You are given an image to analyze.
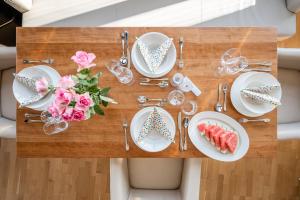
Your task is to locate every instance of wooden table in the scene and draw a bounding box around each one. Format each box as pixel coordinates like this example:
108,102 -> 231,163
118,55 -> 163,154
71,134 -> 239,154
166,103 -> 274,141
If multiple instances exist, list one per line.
16,27 -> 277,158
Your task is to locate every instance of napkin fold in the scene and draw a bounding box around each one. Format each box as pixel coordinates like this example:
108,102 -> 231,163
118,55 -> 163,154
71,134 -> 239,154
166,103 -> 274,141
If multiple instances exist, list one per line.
241,89 -> 281,106
138,107 -> 174,143
13,73 -> 49,107
137,37 -> 173,73
243,85 -> 280,94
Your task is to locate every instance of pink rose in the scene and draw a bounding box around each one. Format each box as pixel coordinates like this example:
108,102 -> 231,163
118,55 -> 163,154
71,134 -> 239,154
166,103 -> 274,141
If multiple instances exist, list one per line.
55,88 -> 74,106
62,107 -> 74,121
75,92 -> 94,111
58,75 -> 76,89
48,104 -> 59,117
35,77 -> 49,94
71,51 -> 96,72
72,109 -> 85,121
48,102 -> 66,117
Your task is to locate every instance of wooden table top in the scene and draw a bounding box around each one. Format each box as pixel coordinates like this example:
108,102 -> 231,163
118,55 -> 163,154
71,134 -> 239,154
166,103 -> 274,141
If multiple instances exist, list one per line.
16,27 -> 277,158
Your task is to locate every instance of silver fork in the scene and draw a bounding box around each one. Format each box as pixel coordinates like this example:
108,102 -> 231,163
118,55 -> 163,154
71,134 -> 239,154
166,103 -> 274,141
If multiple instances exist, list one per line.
122,119 -> 130,151
23,58 -> 54,65
140,77 -> 169,83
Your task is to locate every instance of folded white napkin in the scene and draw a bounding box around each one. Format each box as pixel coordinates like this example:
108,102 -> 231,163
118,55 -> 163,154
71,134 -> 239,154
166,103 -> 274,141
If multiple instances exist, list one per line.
137,37 -> 172,73
138,107 -> 174,143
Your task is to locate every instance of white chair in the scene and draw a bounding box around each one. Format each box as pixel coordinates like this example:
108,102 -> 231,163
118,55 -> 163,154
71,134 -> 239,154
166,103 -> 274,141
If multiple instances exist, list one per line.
277,48 -> 300,140
0,46 -> 16,138
110,158 -> 201,200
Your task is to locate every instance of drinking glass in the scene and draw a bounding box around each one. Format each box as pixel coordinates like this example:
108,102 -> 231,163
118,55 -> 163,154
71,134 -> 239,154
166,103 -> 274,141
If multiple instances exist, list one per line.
106,60 -> 134,85
43,118 -> 69,135
218,48 -> 248,75
181,100 -> 198,116
167,90 -> 185,106
38,111 -> 69,135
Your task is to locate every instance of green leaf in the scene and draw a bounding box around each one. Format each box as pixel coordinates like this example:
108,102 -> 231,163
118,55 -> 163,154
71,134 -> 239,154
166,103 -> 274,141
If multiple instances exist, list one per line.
94,105 -> 104,115
69,101 -> 76,107
77,73 -> 88,79
100,87 -> 110,96
102,100 -> 108,107
88,86 -> 99,94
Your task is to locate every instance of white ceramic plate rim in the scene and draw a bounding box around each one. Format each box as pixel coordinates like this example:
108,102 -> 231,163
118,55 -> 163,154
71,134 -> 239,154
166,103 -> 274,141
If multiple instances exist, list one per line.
188,111 -> 249,162
239,72 -> 282,114
13,65 -> 61,111
131,32 -> 176,78
130,106 -> 176,152
230,72 -> 263,117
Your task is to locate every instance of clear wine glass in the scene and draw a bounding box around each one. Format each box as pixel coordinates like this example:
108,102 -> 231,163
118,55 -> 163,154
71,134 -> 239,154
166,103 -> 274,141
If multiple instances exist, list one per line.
106,60 -> 134,85
218,48 -> 248,75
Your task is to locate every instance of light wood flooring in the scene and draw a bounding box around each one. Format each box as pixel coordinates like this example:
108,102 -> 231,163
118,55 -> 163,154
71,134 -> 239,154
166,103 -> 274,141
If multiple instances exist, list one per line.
1,13 -> 300,200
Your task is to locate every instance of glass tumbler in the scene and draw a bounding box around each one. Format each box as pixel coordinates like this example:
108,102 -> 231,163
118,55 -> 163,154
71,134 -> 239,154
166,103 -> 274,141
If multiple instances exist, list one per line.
106,60 -> 134,85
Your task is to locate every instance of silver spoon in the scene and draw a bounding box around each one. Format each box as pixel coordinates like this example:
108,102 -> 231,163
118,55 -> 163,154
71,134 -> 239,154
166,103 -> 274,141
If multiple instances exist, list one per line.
120,32 -> 128,66
137,96 -> 167,104
183,117 -> 189,151
215,83 -> 223,112
222,83 -> 228,112
139,81 -> 169,88
239,118 -> 271,123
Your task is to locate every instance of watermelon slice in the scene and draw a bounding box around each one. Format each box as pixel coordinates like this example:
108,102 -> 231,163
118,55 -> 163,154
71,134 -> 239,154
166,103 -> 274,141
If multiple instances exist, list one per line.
213,129 -> 224,150
220,131 -> 232,153
204,125 -> 216,141
197,123 -> 207,136
226,133 -> 238,153
209,126 -> 221,145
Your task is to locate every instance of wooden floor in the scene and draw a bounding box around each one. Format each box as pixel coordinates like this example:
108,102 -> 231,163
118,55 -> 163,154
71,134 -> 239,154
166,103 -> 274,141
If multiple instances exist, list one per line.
1,14 -> 300,200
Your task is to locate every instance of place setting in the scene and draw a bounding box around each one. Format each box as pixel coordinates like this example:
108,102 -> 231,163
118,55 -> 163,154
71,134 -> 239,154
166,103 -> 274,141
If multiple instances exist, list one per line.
14,28 -> 280,160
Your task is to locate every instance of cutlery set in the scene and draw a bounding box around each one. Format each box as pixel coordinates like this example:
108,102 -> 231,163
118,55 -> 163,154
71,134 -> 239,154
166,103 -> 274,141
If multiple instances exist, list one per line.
177,112 -> 189,151
215,83 -> 229,113
137,95 -> 167,108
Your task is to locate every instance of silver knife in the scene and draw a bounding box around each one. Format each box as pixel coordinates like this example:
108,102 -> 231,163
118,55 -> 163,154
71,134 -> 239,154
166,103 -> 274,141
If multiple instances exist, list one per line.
178,112 -> 183,151
125,31 -> 131,69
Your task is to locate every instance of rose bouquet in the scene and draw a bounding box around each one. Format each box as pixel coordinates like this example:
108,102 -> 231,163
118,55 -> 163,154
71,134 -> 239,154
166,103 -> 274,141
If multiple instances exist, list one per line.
36,51 -> 116,122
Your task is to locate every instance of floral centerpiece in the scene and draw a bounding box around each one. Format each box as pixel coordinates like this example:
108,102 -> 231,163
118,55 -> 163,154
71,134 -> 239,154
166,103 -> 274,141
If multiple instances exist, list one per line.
36,51 -> 116,122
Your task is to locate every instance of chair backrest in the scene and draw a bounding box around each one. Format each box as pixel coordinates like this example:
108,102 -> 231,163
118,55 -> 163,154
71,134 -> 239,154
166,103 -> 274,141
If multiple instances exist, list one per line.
278,48 -> 300,71
128,158 -> 183,190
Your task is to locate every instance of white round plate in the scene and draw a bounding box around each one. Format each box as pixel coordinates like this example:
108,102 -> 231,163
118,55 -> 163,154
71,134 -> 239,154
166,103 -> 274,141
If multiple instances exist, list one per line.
240,72 -> 281,115
188,111 -> 249,162
130,107 -> 176,152
13,65 -> 61,111
231,72 -> 262,117
131,32 -> 176,78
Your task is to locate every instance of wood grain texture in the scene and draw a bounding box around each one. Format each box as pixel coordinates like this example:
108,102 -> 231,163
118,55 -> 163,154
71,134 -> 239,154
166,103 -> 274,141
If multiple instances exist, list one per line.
16,27 -> 277,158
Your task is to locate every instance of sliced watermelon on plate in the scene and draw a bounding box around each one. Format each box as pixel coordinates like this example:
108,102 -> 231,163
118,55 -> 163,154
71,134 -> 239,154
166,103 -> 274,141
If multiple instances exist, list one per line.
209,126 -> 221,145
197,123 -> 206,136
205,125 -> 216,141
213,129 -> 224,150
220,131 -> 232,153
226,133 -> 238,153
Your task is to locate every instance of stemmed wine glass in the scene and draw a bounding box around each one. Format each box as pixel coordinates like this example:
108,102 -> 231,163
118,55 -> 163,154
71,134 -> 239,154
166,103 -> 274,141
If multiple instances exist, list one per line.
218,48 -> 248,75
